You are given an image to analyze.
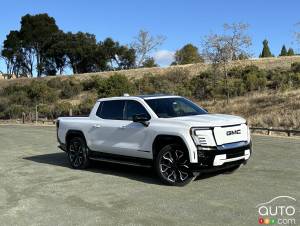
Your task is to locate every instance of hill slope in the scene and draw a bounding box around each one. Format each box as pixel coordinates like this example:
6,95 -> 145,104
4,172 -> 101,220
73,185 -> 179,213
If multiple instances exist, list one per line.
201,89 -> 300,129
0,56 -> 299,130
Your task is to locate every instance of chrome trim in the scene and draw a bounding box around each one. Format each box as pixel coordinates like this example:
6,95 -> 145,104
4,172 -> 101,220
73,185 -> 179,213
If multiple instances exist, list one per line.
217,141 -> 249,150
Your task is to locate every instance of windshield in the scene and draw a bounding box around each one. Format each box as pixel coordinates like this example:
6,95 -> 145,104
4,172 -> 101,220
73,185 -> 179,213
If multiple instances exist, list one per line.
145,97 -> 207,118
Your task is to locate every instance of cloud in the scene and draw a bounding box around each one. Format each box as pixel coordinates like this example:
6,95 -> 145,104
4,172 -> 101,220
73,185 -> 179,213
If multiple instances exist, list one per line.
153,50 -> 175,67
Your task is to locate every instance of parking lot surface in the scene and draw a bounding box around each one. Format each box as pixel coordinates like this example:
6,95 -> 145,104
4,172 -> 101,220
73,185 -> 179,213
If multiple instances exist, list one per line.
0,125 -> 299,226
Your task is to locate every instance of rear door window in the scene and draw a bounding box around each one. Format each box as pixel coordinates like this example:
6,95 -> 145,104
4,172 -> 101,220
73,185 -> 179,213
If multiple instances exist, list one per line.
97,100 -> 125,120
125,100 -> 150,120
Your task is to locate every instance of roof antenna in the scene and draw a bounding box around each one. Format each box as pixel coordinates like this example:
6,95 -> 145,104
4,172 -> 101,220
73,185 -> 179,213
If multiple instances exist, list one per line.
123,93 -> 130,97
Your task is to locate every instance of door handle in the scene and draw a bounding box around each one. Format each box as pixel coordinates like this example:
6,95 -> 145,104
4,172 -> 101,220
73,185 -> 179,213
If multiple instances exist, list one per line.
119,125 -> 126,129
93,124 -> 101,128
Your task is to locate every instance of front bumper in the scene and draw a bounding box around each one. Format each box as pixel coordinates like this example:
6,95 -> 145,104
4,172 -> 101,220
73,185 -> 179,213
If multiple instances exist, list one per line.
191,142 -> 252,172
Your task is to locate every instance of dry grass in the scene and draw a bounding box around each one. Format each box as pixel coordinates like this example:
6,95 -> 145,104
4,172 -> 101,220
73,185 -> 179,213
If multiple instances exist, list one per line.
200,89 -> 300,129
1,56 -> 300,86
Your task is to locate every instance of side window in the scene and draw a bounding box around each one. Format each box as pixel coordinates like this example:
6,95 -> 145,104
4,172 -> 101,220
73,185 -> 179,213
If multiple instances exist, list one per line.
125,100 -> 150,120
97,100 -> 125,120
95,102 -> 103,118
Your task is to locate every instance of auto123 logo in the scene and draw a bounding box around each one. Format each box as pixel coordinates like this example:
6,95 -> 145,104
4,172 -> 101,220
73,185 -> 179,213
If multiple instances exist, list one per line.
256,196 -> 297,225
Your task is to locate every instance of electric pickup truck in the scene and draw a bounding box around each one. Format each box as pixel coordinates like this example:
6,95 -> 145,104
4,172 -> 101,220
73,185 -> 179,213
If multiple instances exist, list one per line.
57,94 -> 252,186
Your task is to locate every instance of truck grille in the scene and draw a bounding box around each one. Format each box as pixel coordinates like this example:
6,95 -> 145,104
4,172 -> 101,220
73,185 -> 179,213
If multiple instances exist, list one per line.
226,150 -> 245,159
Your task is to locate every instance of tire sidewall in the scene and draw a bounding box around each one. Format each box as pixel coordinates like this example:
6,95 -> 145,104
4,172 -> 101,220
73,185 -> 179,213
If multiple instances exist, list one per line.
67,137 -> 90,169
155,144 -> 194,186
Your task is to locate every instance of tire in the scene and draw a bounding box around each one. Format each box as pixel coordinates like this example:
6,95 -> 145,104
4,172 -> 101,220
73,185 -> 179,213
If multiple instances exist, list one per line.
155,144 -> 195,186
67,136 -> 90,169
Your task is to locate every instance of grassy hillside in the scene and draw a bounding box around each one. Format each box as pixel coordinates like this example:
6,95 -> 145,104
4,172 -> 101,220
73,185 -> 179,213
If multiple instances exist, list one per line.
0,56 -> 300,130
201,89 -> 300,129
1,56 -> 300,86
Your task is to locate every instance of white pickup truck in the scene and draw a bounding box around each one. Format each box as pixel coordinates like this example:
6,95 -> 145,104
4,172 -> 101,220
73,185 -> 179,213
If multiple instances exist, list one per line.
57,94 -> 252,186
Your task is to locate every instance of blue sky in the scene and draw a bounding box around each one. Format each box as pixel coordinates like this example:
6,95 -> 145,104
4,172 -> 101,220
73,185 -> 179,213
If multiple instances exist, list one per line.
0,0 -> 300,72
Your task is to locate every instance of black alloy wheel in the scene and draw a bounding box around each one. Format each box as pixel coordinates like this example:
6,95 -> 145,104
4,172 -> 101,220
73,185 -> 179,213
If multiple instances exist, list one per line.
155,144 -> 195,186
67,137 -> 90,169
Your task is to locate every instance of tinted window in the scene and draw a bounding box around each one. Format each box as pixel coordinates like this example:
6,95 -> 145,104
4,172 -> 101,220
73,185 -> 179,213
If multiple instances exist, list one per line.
97,100 -> 125,120
145,97 -> 207,118
125,100 -> 150,120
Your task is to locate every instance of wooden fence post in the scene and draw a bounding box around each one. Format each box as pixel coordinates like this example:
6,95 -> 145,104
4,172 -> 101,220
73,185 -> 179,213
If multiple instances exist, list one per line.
22,112 -> 25,124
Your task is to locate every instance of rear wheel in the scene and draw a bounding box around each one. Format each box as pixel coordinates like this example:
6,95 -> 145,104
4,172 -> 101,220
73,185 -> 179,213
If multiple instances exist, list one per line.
155,144 -> 195,186
67,137 -> 90,169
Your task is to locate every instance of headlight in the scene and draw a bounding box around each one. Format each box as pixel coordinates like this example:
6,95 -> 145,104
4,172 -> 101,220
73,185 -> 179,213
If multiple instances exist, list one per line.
190,128 -> 216,147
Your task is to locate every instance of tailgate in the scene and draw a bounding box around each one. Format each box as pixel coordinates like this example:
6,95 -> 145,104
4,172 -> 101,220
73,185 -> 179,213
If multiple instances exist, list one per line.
213,124 -> 248,145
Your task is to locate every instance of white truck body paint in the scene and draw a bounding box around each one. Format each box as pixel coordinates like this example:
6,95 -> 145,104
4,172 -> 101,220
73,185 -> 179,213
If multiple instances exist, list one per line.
57,95 -> 251,164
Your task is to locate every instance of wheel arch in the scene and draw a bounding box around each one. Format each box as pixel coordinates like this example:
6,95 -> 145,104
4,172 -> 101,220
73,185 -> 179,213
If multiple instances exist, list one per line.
65,130 -> 87,151
152,135 -> 190,160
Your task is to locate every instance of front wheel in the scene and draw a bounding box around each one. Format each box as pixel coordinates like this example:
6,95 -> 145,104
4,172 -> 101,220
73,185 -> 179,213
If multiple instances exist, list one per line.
67,137 -> 90,169
155,144 -> 195,186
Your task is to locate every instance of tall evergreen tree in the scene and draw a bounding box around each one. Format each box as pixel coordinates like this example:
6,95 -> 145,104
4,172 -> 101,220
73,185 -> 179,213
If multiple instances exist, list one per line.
279,45 -> 287,56
287,48 -> 295,56
19,14 -> 60,76
259,39 -> 273,58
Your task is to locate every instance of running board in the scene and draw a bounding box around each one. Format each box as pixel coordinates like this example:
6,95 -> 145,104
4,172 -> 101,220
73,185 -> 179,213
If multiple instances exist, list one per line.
89,156 -> 153,168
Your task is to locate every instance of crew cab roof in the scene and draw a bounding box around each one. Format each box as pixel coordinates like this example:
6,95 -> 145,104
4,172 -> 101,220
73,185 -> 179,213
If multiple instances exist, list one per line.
97,94 -> 180,102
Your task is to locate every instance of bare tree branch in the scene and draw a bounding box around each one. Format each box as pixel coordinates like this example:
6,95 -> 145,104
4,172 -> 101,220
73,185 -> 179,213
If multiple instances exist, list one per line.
131,30 -> 166,67
202,23 -> 252,103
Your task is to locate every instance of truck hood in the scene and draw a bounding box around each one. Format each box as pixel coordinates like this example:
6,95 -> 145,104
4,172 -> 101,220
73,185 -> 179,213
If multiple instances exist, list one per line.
164,114 -> 246,127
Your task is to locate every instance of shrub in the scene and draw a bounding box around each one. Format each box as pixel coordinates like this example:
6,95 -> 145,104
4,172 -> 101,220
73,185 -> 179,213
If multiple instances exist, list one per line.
228,78 -> 246,96
135,69 -> 191,96
291,62 -> 300,73
97,73 -> 135,97
291,73 -> 300,87
81,76 -> 103,91
77,96 -> 97,116
5,105 -> 27,119
53,102 -> 73,118
0,98 -> 10,119
243,70 -> 267,91
60,79 -> 82,99
47,77 -> 64,89
190,71 -> 215,99
135,74 -> 171,94
268,69 -> 290,90
27,80 -> 59,103
8,90 -> 31,105
2,84 -> 27,96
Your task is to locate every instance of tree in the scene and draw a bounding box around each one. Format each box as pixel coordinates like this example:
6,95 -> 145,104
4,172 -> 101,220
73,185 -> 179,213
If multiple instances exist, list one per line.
287,48 -> 295,56
100,38 -> 136,70
114,46 -> 136,70
43,31 -> 68,75
142,57 -> 158,68
64,32 -> 98,74
279,45 -> 287,56
202,22 -> 251,103
131,30 -> 165,67
1,31 -> 23,75
259,39 -> 273,58
19,13 -> 60,76
172,44 -> 204,65
1,30 -> 34,77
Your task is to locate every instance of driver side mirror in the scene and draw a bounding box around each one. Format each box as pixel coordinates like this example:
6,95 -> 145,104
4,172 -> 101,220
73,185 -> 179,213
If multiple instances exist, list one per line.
133,113 -> 150,127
